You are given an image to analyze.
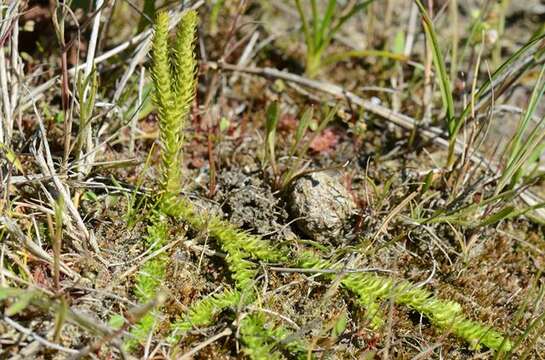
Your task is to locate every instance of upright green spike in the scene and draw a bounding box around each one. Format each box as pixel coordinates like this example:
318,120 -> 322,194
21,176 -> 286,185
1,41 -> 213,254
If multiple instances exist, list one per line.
150,10 -> 198,207
173,9 -> 198,125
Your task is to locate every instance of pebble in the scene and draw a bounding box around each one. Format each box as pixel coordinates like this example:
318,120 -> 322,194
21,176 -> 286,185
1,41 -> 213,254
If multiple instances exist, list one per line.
287,171 -> 356,243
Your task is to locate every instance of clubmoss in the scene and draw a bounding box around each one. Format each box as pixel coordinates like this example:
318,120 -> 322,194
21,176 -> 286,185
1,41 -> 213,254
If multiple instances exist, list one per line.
151,10 -> 198,208
169,288 -> 242,342
297,251 -> 512,351
240,314 -> 284,360
165,199 -> 282,294
163,198 -> 285,263
127,213 -> 169,348
134,6 -> 512,357
239,313 -> 309,360
127,9 -> 199,350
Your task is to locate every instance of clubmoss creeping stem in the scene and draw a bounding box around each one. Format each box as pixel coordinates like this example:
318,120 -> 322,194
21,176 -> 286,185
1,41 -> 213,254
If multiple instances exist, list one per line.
297,252 -> 512,352
127,212 -> 170,348
238,312 -> 309,360
169,288 -> 242,342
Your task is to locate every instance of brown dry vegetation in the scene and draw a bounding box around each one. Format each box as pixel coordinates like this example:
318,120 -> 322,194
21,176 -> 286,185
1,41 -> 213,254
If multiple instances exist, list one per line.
1,0 -> 545,359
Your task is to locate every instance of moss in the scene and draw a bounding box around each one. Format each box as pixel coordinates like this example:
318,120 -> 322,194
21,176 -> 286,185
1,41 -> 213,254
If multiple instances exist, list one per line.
128,9 -> 200,351
128,215 -> 169,348
169,288 -> 242,342
239,313 -> 308,360
240,314 -> 284,360
297,252 -> 512,351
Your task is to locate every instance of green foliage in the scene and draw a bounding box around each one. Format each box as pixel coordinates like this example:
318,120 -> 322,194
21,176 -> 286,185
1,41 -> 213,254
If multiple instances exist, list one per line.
165,198 -> 283,294
151,10 -> 198,207
496,64 -> 545,194
209,0 -> 225,34
416,1 -> 545,172
128,213 -> 169,348
169,288 -> 242,341
151,12 -> 178,204
74,68 -> 98,167
4,289 -> 37,316
240,314 -> 284,360
415,1 -> 455,132
294,0 -> 375,77
137,0 -> 156,33
173,10 -> 198,120
128,10 -> 200,345
135,254 -> 168,300
239,313 -> 308,360
264,103 -> 337,191
418,187 -> 545,227
127,312 -> 157,349
136,7 -> 521,357
165,198 -> 284,264
265,101 -> 279,177
331,309 -> 349,338
297,252 -> 512,351
415,1 -> 459,168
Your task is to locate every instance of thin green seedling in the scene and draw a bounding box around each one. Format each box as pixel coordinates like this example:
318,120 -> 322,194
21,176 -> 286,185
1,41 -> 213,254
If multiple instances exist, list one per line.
264,101 -> 279,178
279,105 -> 333,189
74,68 -> 98,172
52,297 -> 68,343
125,142 -> 157,228
264,103 -> 338,191
457,32 -> 545,145
449,0 -> 459,82
48,196 -> 64,292
294,0 -> 375,77
209,0 -> 225,34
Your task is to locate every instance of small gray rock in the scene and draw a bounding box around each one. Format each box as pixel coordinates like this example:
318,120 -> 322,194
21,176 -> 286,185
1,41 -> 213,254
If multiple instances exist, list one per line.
287,172 -> 356,243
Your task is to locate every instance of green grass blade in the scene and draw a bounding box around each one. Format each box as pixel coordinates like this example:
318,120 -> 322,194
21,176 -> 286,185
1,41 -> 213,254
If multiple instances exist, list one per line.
317,0 -> 336,49
295,0 -> 314,54
310,0 -> 320,50
265,101 -> 279,173
459,32 -> 545,124
289,106 -> 313,157
137,0 -> 156,33
415,0 -> 456,134
497,64 -> 545,193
